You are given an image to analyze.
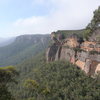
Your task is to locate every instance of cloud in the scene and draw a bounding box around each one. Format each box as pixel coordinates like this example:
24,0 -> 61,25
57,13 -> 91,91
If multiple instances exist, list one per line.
1,0 -> 100,37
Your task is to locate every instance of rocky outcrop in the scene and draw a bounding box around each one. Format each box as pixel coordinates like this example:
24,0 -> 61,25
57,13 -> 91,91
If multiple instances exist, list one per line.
46,30 -> 100,76
46,7 -> 100,76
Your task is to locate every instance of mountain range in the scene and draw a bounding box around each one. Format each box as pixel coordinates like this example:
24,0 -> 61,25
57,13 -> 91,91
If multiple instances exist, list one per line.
0,34 -> 50,67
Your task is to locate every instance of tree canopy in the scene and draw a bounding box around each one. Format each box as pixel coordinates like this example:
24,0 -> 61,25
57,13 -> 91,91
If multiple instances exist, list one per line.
0,66 -> 18,100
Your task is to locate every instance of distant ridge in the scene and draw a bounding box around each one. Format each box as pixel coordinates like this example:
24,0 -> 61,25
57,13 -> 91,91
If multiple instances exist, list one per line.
0,34 -> 50,67
0,37 -> 15,47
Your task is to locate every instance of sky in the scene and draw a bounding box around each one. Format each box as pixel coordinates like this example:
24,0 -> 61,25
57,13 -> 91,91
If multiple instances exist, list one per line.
0,0 -> 100,37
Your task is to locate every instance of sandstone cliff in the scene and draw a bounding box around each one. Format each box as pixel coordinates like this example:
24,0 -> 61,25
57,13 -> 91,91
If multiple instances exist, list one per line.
46,29 -> 100,76
46,7 -> 100,76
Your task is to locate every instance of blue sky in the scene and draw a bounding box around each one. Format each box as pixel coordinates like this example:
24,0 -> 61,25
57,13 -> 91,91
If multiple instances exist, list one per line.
0,0 -> 100,37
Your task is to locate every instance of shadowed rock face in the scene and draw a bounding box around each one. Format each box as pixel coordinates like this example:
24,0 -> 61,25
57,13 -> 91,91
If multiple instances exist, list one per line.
46,44 -> 59,62
46,30 -> 100,76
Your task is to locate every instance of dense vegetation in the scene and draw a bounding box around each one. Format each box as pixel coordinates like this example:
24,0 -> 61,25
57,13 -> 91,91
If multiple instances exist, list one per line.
6,52 -> 100,100
0,66 -> 18,100
55,29 -> 85,39
23,61 -> 100,100
84,6 -> 100,40
0,55 -> 100,100
8,52 -> 46,100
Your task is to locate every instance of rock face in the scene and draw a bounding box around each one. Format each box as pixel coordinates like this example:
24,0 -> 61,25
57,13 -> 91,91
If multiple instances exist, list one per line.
46,29 -> 100,76
46,43 -> 59,62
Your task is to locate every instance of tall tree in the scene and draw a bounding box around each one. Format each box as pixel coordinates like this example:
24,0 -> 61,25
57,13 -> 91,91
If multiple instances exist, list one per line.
0,66 -> 18,100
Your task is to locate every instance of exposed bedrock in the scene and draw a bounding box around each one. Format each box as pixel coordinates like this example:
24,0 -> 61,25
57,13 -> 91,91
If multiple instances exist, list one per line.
46,30 -> 100,76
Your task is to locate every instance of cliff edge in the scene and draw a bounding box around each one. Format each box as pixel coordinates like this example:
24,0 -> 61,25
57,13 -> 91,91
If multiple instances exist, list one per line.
46,7 -> 100,76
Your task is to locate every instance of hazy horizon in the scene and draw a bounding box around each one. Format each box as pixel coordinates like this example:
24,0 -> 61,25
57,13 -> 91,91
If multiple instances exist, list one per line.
0,0 -> 100,37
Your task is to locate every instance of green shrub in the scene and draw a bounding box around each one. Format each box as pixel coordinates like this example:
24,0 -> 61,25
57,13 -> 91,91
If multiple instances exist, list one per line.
89,50 -> 100,55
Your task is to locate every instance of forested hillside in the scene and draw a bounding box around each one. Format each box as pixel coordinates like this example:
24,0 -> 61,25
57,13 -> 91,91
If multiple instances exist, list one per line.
0,34 -> 50,67
8,53 -> 100,100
